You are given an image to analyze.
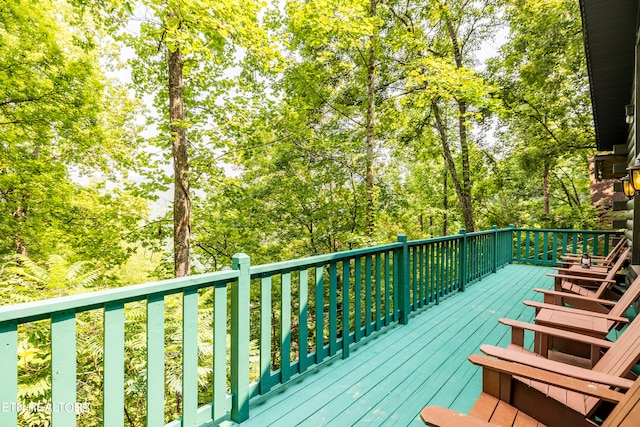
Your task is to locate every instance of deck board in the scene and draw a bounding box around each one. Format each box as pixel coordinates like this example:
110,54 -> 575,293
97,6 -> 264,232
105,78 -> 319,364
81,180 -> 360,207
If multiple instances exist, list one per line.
232,264 -> 553,427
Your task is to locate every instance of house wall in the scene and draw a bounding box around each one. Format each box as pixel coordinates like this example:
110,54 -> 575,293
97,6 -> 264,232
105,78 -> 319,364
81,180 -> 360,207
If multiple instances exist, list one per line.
626,31 -> 640,268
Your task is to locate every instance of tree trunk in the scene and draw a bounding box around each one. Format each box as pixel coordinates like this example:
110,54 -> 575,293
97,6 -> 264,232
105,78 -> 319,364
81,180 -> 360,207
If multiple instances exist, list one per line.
443,158 -> 448,236
432,99 -> 474,232
443,7 -> 475,232
364,0 -> 377,240
168,46 -> 191,278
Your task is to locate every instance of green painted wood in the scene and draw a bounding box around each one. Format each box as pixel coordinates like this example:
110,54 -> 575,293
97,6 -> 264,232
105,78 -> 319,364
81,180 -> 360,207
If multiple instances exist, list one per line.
430,245 -> 437,305
533,231 -> 539,263
365,256 -> 372,335
0,270 -> 239,325
299,269 -> 309,373
572,232 -> 578,253
393,249 -> 399,323
249,243 -> 402,277
593,233 -> 600,255
375,253 -> 381,330
213,284 -> 227,420
552,232 -> 559,264
416,246 -> 423,308
354,257 -> 362,341
280,272 -> 292,382
384,252 -> 391,325
259,276 -> 272,394
0,322 -> 17,427
342,262 -> 350,359
104,302 -> 125,427
51,310 -> 76,426
411,247 -> 417,310
147,294 -> 165,427
329,262 -> 337,356
231,253 -> 250,422
396,234 -> 409,325
315,266 -> 325,364
182,288 -> 199,427
237,265 -> 552,427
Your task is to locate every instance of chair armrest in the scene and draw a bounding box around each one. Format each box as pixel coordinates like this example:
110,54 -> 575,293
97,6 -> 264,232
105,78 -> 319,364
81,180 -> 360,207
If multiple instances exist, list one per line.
498,318 -> 614,348
477,347 -> 634,391
547,273 -> 614,284
468,354 -> 626,402
522,301 -> 629,323
533,288 -> 617,306
552,267 -> 609,277
420,406 -> 497,427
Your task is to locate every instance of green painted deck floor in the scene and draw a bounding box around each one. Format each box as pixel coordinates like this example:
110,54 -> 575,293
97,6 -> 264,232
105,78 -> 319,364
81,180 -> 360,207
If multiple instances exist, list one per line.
232,264 -> 554,427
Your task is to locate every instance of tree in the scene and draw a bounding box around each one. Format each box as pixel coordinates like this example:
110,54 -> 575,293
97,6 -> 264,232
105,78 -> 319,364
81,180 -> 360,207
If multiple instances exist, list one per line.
0,0 -> 149,266
77,0 -> 279,277
487,0 -> 595,227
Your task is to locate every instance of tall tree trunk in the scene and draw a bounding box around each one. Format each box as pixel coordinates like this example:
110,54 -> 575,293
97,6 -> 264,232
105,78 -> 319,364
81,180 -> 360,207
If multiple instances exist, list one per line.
364,0 -> 377,240
456,99 -> 475,232
168,46 -> 191,277
443,157 -> 448,236
432,99 -> 474,232
442,7 -> 475,232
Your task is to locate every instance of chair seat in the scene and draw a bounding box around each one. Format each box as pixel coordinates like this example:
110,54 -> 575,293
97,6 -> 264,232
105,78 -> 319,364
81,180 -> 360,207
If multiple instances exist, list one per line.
469,392 -> 547,426
504,344 -> 595,416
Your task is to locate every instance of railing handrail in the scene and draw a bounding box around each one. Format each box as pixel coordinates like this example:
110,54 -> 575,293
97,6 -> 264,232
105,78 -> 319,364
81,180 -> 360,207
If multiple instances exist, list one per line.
249,242 -> 402,276
0,269 -> 240,324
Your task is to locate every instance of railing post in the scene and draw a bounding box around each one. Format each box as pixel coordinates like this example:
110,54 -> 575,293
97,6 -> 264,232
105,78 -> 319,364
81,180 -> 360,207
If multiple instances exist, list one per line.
396,234 -> 410,325
231,253 -> 250,422
492,225 -> 498,273
459,229 -> 467,292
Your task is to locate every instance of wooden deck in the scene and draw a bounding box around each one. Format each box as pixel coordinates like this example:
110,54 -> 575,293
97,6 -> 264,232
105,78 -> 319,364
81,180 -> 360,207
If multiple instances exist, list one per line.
229,264 -> 556,426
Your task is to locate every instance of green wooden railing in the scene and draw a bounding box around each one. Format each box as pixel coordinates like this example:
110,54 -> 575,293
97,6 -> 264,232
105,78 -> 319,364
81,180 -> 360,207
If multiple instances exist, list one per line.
0,227 -> 622,426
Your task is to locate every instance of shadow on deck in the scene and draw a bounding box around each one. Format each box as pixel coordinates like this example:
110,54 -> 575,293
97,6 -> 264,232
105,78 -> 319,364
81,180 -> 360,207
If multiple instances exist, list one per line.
231,264 -> 553,426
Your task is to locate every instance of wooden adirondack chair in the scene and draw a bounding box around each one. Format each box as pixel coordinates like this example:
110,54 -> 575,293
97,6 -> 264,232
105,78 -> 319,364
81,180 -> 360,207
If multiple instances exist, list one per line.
477,313 -> 640,426
521,273 -> 640,360
419,354 -> 638,427
561,237 -> 628,268
546,247 -> 631,304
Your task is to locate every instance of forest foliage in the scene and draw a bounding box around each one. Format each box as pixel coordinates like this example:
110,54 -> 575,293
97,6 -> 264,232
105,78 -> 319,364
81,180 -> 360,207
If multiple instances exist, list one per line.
0,0 -> 606,424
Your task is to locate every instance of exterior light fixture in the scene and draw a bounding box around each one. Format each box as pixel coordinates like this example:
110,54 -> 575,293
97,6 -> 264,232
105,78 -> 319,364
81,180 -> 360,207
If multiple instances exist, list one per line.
621,175 -> 635,198
628,164 -> 640,192
581,253 -> 591,269
626,104 -> 635,124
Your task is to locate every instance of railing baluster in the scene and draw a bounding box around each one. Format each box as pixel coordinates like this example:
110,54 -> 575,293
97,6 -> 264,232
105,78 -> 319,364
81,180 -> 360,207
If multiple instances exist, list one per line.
329,262 -> 337,356
342,261 -> 350,359
0,321 -> 17,427
182,288 -> 199,427
375,253 -> 382,329
315,266 -> 325,364
299,269 -> 309,373
147,295 -> 165,426
213,284 -> 227,420
281,272 -> 291,382
384,252 -> 391,325
51,310 -> 76,426
104,302 -> 125,427
259,276 -> 272,394
354,257 -> 362,341
365,256 -> 372,335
